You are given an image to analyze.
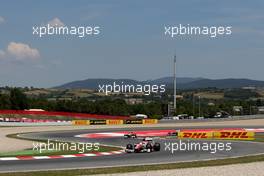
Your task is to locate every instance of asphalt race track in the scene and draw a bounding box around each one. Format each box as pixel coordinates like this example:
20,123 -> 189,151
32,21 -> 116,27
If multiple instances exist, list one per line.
0,126 -> 264,172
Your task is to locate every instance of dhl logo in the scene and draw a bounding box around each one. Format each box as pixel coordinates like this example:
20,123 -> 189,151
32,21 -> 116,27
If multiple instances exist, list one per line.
218,131 -> 254,139
178,130 -> 254,140
180,132 -> 212,138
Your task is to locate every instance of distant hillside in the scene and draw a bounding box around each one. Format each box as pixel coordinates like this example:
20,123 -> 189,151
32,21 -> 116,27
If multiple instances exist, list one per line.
55,77 -> 264,89
148,77 -> 203,84
55,77 -> 202,89
55,79 -> 141,89
178,78 -> 264,89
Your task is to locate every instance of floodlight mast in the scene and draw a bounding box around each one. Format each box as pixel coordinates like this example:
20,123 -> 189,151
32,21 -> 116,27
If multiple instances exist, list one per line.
173,54 -> 177,113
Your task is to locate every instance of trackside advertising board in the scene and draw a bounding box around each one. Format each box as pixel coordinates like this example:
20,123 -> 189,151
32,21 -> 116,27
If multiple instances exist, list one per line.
143,119 -> 158,124
72,120 -> 89,125
179,132 -> 213,139
89,120 -> 107,125
214,131 -> 255,140
124,119 -> 143,124
72,119 -> 158,125
179,130 -> 255,140
106,120 -> 123,125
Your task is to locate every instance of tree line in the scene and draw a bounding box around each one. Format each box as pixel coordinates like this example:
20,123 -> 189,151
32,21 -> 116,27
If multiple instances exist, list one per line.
0,88 -> 263,119
0,88 -> 166,118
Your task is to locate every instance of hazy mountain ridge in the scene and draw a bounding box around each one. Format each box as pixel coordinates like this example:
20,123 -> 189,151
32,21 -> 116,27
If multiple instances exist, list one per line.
55,77 -> 264,89
177,78 -> 264,89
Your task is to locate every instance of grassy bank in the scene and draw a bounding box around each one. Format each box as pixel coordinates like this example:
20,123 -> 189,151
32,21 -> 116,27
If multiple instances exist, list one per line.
1,133 -> 121,157
0,144 -> 119,157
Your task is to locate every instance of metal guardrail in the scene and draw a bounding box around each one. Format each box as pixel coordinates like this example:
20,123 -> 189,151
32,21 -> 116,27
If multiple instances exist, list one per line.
159,114 -> 264,123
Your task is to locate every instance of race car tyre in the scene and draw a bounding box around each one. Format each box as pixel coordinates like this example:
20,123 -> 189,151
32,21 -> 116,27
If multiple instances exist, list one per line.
126,144 -> 133,150
153,143 -> 160,151
146,143 -> 153,152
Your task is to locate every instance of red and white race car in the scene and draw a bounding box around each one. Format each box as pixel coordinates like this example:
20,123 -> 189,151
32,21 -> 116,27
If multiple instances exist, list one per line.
167,130 -> 179,137
124,132 -> 137,139
125,137 -> 160,153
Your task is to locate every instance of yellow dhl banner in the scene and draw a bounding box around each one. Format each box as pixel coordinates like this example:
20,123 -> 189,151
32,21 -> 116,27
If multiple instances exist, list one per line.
106,120 -> 123,125
178,132 -> 213,139
72,120 -> 90,125
214,131 -> 255,140
143,119 -> 158,124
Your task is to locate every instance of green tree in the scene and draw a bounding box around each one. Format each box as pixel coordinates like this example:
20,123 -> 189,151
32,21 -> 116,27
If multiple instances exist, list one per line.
10,88 -> 29,110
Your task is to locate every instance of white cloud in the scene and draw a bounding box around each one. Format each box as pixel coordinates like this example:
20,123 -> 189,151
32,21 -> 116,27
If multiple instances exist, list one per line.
0,16 -> 5,24
47,17 -> 64,27
6,42 -> 40,61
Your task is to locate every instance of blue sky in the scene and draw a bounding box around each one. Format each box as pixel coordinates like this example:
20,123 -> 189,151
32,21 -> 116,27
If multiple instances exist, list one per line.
0,0 -> 264,87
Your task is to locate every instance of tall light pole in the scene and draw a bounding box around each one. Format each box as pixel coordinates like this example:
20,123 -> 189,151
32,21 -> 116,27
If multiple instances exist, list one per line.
198,95 -> 201,117
173,54 -> 177,113
193,94 -> 195,116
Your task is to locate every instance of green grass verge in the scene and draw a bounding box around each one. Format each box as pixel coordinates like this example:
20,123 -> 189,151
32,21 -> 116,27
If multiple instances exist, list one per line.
0,145 -> 119,157
1,133 -> 121,157
254,134 -> 264,142
0,126 -> 17,128
0,154 -> 264,176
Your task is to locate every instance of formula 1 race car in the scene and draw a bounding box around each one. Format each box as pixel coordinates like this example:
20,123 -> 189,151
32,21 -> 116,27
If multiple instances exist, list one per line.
167,130 -> 179,137
125,137 -> 160,153
124,132 -> 137,139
